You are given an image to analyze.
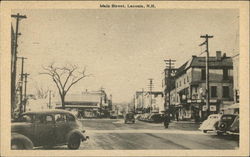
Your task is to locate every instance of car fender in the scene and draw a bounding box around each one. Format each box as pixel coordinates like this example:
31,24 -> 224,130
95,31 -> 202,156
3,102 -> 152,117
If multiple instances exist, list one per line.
11,133 -> 34,149
66,129 -> 87,142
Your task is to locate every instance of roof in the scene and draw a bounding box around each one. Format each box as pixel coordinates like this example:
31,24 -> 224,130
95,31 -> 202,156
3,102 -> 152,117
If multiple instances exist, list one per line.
23,109 -> 73,115
175,56 -> 233,77
191,57 -> 233,68
65,92 -> 102,102
65,101 -> 99,105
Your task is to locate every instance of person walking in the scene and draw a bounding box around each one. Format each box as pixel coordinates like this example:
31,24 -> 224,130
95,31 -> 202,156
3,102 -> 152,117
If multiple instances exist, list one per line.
164,113 -> 170,128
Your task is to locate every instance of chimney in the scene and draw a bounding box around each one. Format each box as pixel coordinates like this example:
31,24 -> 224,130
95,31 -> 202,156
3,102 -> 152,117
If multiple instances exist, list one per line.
216,51 -> 222,60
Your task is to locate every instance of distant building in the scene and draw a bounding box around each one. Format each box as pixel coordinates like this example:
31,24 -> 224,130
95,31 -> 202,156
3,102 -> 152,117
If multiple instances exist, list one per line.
56,90 -> 111,118
164,51 -> 234,121
134,91 -> 164,114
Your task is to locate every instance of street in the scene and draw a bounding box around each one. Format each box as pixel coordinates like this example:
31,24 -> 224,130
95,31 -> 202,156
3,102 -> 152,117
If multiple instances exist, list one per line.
42,119 -> 239,150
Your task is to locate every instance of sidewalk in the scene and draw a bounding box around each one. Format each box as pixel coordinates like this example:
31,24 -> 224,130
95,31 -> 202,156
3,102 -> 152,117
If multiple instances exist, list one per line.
168,120 -> 201,131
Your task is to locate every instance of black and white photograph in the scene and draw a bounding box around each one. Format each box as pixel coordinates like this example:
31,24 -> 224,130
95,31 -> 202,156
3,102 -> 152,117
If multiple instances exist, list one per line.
1,1 -> 249,156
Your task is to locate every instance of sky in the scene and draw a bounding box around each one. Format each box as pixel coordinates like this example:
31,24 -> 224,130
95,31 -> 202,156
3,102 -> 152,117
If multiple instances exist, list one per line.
12,9 -> 239,103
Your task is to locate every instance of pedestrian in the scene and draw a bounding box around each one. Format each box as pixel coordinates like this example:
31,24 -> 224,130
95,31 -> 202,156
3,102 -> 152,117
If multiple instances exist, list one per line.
164,113 -> 170,128
175,111 -> 179,121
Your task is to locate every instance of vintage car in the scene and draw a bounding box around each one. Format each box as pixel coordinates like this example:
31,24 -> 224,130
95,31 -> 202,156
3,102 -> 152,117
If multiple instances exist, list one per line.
124,113 -> 135,124
147,113 -> 165,123
216,114 -> 238,135
226,115 -> 239,135
199,114 -> 222,133
11,109 -> 88,150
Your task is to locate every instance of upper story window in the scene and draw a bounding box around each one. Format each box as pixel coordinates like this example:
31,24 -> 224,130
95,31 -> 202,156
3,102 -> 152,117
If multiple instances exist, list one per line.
176,82 -> 178,88
184,78 -> 186,84
179,81 -> 182,86
201,69 -> 206,80
211,86 -> 217,98
223,68 -> 229,80
187,76 -> 189,82
222,86 -> 230,98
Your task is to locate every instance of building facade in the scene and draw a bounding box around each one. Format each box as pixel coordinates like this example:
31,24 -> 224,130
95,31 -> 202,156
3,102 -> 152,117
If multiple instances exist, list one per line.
135,91 -> 164,114
56,90 -> 111,118
165,51 -> 234,121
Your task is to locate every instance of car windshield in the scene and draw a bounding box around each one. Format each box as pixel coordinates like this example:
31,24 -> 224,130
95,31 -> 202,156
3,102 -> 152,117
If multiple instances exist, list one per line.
18,114 -> 33,122
126,113 -> 134,118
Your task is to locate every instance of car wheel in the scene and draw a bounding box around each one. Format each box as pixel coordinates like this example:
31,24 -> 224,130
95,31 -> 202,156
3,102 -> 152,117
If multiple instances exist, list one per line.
11,140 -> 25,150
203,130 -> 207,133
68,134 -> 81,150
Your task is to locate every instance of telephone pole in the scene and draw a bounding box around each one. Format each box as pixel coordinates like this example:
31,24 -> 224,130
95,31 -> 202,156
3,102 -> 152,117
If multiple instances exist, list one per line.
164,59 -> 176,114
23,73 -> 29,112
11,13 -> 27,117
17,57 -> 27,114
148,78 -> 154,113
200,34 -> 213,116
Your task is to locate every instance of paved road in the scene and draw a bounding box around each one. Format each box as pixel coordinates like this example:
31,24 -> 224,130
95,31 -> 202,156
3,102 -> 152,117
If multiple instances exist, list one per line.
47,119 -> 239,150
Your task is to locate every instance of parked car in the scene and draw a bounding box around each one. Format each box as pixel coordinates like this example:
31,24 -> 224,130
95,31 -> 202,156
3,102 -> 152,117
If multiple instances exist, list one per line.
11,109 -> 88,150
216,114 -> 238,135
226,115 -> 239,135
110,111 -> 118,119
199,114 -> 222,133
124,113 -> 135,124
147,114 -> 165,123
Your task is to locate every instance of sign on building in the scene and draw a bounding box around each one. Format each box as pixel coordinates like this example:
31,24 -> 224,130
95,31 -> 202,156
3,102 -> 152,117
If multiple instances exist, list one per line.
210,105 -> 217,111
202,105 -> 208,111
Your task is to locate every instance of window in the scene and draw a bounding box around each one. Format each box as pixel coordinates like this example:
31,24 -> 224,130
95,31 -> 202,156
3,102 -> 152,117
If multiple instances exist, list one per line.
179,81 -> 181,86
223,86 -> 230,98
176,82 -> 178,88
184,78 -> 186,84
187,76 -> 189,82
223,69 -> 229,80
46,115 -> 53,123
55,114 -> 66,123
201,69 -> 206,80
20,114 -> 33,123
211,86 -> 217,98
66,114 -> 75,122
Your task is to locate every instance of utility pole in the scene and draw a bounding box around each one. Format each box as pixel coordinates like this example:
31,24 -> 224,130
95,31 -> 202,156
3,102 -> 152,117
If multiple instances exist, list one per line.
148,78 -> 154,113
141,88 -> 144,111
200,34 -> 213,117
164,59 -> 176,115
23,73 -> 29,112
48,90 -> 52,109
11,13 -> 27,117
17,57 -> 27,115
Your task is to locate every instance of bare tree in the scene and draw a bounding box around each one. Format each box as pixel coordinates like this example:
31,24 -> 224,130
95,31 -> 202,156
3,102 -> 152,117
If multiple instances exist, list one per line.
40,63 -> 90,109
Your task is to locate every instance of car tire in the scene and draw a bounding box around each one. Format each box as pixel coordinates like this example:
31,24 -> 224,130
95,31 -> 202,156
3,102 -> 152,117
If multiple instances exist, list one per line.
11,139 -> 25,150
203,130 -> 208,133
68,134 -> 81,150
